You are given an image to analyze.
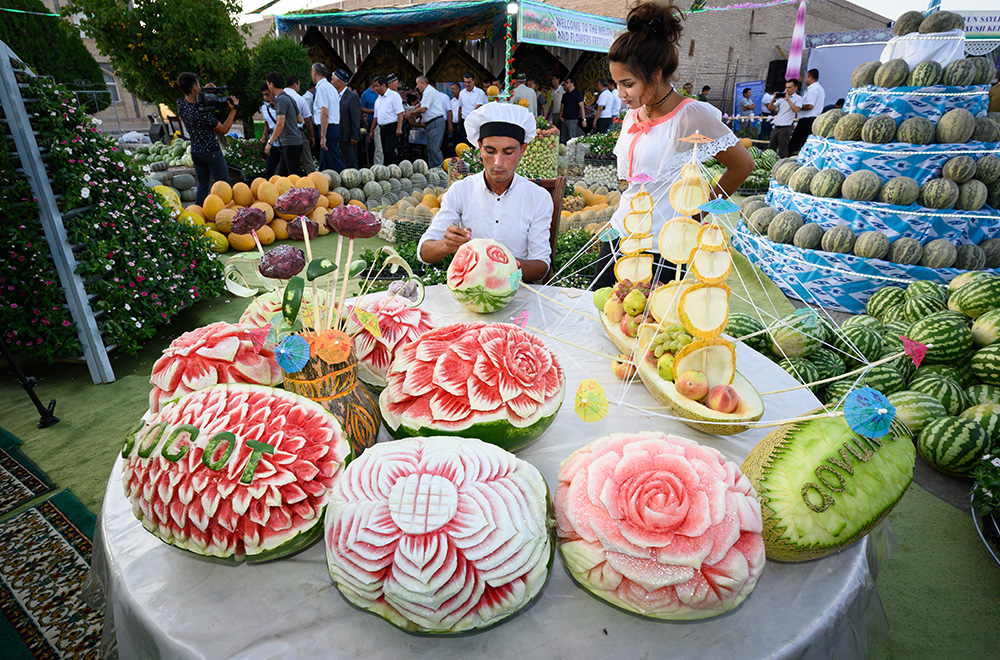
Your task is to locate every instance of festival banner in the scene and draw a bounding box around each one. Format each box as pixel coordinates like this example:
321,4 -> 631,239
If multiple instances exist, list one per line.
518,0 -> 625,53
959,11 -> 1000,39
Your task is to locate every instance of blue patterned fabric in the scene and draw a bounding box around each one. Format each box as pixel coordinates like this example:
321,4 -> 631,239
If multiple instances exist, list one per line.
797,137 -> 1000,185
765,183 -> 1000,245
844,85 -> 990,124
732,221 -> 1000,313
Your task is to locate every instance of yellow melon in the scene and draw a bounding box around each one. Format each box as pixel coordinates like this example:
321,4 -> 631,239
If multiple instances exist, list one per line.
202,194 -> 225,221
250,177 -> 266,198
315,194 -> 330,209
327,192 -> 344,208
202,230 -> 228,253
270,218 -> 289,240
214,208 -> 236,233
257,182 -> 279,207
251,201 -> 274,223
269,175 -> 281,185
204,222 -> 218,233
561,210 -> 571,219
316,216 -> 330,236
455,143 -> 470,157
740,137 -> 753,148
186,204 -> 206,220
310,206 -> 328,223
487,85 -> 500,97
348,200 -> 367,209
228,231 -> 257,252
255,224 -> 276,246
275,177 -> 292,195
232,182 -> 253,207
422,193 -> 439,208
308,171 -> 330,194
287,174 -> 299,183
211,181 -> 233,205
294,177 -> 316,190
225,201 -> 237,209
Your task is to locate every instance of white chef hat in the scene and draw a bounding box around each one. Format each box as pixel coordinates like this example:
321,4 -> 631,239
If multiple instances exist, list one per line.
464,102 -> 537,145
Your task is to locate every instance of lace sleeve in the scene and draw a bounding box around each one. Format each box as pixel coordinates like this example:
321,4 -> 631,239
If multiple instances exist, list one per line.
656,132 -> 742,177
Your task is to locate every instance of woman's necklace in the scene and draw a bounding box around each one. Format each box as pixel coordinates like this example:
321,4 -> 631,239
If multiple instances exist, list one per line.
643,87 -> 674,121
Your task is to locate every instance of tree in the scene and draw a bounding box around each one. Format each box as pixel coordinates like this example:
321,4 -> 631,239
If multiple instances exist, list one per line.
0,0 -> 109,112
70,0 -> 249,111
247,35 -> 313,120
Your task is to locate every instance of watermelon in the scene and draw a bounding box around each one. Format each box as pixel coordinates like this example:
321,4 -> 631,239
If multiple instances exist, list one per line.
967,384 -> 1000,405
810,169 -> 845,198
972,57 -> 998,86
894,11 -> 924,35
842,170 -> 882,202
347,187 -> 366,203
379,322 -> 566,451
861,115 -> 898,144
909,374 -> 966,415
960,403 -> 1000,447
834,114 -> 868,142
972,308 -> 1000,346
821,225 -> 856,254
907,60 -> 942,87
860,364 -> 905,395
726,312 -> 767,350
794,223 -> 825,249
810,346 -> 847,381
972,344 -> 1000,386
950,276 -> 1000,317
842,314 -> 883,332
954,243 -> 986,270
340,168 -> 362,188
903,294 -> 946,323
896,117 -> 935,145
742,412 -> 914,562
447,239 -> 520,313
880,304 -> 909,323
749,207 -> 778,234
866,286 -> 906,320
874,59 -> 909,87
936,108 -> 976,144
768,211 -> 804,243
774,160 -> 803,186
880,347 -> 916,382
778,357 -> 821,392
917,416 -> 989,477
975,155 -> 1000,185
833,325 -> 883,367
919,179 -> 959,210
788,166 -> 819,194
123,384 -> 351,562
948,270 -> 994,292
854,231 -> 891,260
557,432 -> 764,617
371,164 -> 391,181
942,156 -> 977,184
363,180 -> 383,202
920,10 -> 964,33
941,59 -> 977,87
879,176 -> 921,206
325,436 -> 552,633
813,109 -> 845,138
973,117 -> 1000,144
343,294 -> 435,389
982,239 -> 1000,269
851,61 -> 882,88
888,390 -> 948,434
823,378 -> 856,406
333,186 -> 350,201
907,314 -> 973,363
398,160 -> 414,178
906,280 -> 947,301
389,164 -> 403,179
887,238 -> 923,265
769,311 -> 830,359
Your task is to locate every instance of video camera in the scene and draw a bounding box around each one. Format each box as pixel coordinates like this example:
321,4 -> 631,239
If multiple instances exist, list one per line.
197,85 -> 234,111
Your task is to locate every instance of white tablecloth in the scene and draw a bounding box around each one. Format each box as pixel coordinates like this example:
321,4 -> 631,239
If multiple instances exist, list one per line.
90,285 -> 894,659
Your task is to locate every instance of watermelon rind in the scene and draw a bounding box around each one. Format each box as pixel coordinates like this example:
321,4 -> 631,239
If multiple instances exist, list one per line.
390,411 -> 560,453
888,390 -> 947,435
959,403 -> 1000,447
449,284 -> 517,314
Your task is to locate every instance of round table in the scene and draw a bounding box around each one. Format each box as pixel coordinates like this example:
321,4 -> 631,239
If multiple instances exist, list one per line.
90,285 -> 893,659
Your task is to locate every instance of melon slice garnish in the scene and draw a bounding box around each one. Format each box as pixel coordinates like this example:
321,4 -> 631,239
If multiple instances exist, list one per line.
680,163 -> 703,181
619,233 -> 655,255
669,179 -> 710,216
674,337 -> 736,387
630,192 -> 654,213
647,280 -> 694,324
623,210 -> 653,236
696,223 -> 728,250
614,254 -> 654,284
658,217 -> 701,264
636,322 -> 662,352
688,246 -> 733,285
678,283 -> 731,339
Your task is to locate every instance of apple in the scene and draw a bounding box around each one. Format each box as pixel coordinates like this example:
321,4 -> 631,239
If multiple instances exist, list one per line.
611,354 -> 636,379
593,287 -> 614,312
620,312 -> 642,338
656,353 -> 675,381
675,369 -> 709,401
705,385 -> 740,413
604,297 -> 625,324
622,289 -> 647,317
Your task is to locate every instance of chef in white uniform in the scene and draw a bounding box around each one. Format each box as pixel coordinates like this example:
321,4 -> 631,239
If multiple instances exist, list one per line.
418,103 -> 554,282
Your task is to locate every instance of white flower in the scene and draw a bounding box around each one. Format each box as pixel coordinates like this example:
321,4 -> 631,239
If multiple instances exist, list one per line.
984,490 -> 994,498
124,304 -> 131,311
83,174 -> 90,182
135,322 -> 142,328
105,264 -> 112,270
992,457 -> 1000,468
80,187 -> 90,199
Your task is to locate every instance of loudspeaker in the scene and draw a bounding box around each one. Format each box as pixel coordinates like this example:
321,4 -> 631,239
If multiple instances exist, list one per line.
765,60 -> 787,93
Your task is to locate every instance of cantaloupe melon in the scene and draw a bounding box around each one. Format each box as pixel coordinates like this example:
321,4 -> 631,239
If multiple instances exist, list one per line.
250,177 -> 266,198
202,194 -> 225,222
275,177 -> 293,195
257,182 -> 279,207
327,192 -> 344,208
228,231 -> 256,251
270,218 -> 290,240
294,177 -> 316,189
256,224 -> 276,245
251,201 -> 274,222
213,208 -> 236,233
211,181 -> 233,205
186,204 -> 206,220
308,171 -> 330,194
232,182 -> 253,207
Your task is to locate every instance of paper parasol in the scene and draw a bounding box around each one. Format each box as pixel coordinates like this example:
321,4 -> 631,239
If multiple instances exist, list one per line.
699,198 -> 740,215
274,334 -> 311,373
795,307 -> 819,329
843,386 -> 895,439
509,269 -> 523,289
351,308 -> 382,339
244,326 -> 271,354
312,329 -> 352,365
574,379 -> 609,423
901,336 -> 928,367
599,226 -> 621,242
629,172 -> 654,184
678,133 -> 715,144
510,311 -> 529,328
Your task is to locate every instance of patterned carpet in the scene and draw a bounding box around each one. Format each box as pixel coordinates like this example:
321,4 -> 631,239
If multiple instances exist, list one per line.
0,487 -> 102,659
0,427 -> 55,516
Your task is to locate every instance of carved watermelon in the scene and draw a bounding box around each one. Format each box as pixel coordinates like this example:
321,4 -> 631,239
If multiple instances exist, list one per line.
555,432 -> 766,619
148,322 -> 282,414
379,322 -> 566,451
123,383 -> 351,562
325,436 -> 553,633
344,293 -> 435,389
447,238 -> 521,313
238,288 -> 332,332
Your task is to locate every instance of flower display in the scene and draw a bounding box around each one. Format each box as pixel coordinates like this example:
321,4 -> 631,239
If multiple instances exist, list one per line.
148,322 -> 282,413
231,206 -> 267,235
286,215 -> 318,241
555,432 -> 766,619
325,436 -> 552,633
344,293 -> 434,388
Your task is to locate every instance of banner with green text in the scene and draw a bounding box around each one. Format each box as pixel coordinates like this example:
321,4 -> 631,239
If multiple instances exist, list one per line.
517,1 -> 625,53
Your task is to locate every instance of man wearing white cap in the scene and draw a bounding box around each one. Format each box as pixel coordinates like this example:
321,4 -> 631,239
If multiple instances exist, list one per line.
418,103 -> 553,282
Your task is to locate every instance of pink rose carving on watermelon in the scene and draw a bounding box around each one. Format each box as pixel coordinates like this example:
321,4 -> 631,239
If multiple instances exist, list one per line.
447,242 -> 479,289
344,294 -> 434,388
379,323 -> 565,450
324,436 -> 552,633
148,322 -> 282,413
486,244 -> 509,264
555,432 -> 765,620
124,384 -> 350,562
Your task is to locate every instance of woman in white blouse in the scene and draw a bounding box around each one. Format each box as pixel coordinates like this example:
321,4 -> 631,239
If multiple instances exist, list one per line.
592,0 -> 753,288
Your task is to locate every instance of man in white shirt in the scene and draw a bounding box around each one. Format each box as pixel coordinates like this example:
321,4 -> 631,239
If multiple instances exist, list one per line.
284,75 -> 316,173
548,75 -> 564,125
410,76 -> 446,169
371,75 -> 405,165
311,62 -> 342,171
595,79 -> 615,133
789,68 -> 826,155
458,73 -> 487,128
448,82 -> 463,148
767,79 -> 802,158
259,83 -> 282,178
418,103 -> 554,282
760,88 -> 775,141
609,81 -> 621,117
509,73 -> 537,114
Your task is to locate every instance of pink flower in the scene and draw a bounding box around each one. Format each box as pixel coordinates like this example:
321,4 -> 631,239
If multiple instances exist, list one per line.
446,243 -> 479,289
486,244 -> 509,264
555,432 -> 765,620
345,294 -> 434,388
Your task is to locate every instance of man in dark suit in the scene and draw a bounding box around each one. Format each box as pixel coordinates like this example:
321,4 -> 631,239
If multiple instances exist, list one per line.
332,69 -> 362,169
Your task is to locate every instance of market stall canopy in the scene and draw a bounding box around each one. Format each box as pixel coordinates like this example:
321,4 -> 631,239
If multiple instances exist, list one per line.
275,0 -> 510,41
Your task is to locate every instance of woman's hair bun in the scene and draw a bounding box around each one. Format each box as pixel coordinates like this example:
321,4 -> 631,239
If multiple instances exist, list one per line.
626,1 -> 683,44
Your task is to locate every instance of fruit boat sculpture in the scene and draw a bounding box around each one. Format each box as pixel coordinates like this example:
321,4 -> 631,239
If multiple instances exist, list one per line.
325,436 -> 553,633
555,432 -> 765,619
597,151 -> 764,434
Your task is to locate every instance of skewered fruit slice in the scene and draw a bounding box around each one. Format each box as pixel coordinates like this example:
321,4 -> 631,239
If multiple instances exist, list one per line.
623,211 -> 653,235
670,179 -> 710,216
674,337 -> 736,388
680,162 -> 704,181
630,191 -> 654,213
614,254 -> 654,284
689,245 -> 733,285
637,322 -> 662,352
648,280 -> 695,324
619,233 -> 655,254
678,283 -> 731,339
659,217 -> 701,264
696,223 -> 728,250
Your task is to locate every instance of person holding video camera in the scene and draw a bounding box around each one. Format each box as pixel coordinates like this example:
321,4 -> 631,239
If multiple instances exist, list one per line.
176,72 -> 239,205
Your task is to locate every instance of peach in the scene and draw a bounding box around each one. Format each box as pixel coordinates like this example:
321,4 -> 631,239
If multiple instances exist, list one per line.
604,297 -> 625,324
620,313 -> 641,338
611,354 -> 636,380
675,369 -> 709,401
705,385 -> 740,413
